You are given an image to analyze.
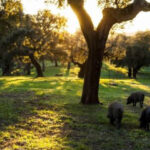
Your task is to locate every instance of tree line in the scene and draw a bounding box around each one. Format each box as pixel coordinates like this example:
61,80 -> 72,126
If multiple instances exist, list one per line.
0,0 -> 67,77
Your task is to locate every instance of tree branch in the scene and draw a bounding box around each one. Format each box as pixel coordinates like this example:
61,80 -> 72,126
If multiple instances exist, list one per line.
5,47 -> 35,59
70,55 -> 83,68
96,0 -> 150,44
68,1 -> 95,47
102,0 -> 150,24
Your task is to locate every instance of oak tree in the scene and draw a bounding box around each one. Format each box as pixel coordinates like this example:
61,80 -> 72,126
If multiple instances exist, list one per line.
47,0 -> 150,104
112,32 -> 150,79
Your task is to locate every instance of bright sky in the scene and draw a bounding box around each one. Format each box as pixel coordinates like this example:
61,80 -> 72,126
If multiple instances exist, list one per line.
21,0 -> 150,34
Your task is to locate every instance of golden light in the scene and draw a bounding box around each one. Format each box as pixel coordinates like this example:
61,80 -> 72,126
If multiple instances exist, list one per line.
21,0 -> 150,34
122,12 -> 150,34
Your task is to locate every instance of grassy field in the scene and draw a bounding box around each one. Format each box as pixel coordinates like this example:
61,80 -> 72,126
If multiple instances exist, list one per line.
0,63 -> 150,150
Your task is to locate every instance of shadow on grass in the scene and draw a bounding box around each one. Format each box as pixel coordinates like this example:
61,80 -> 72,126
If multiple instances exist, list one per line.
0,92 -> 36,128
0,76 -> 150,149
0,80 -> 7,87
0,91 -> 150,149
0,90 -> 106,149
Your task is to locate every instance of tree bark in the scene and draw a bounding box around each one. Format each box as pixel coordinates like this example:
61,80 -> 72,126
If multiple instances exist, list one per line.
133,68 -> 138,79
70,2 -> 114,104
29,54 -> 43,77
80,16 -> 114,104
81,53 -> 101,104
81,39 -> 108,104
133,66 -> 141,79
128,67 -> 132,78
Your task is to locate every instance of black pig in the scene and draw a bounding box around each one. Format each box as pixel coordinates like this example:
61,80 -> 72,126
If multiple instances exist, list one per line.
107,102 -> 124,128
127,92 -> 145,108
139,107 -> 150,131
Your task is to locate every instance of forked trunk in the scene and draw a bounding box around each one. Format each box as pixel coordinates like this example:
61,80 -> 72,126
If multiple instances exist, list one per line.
80,18 -> 113,104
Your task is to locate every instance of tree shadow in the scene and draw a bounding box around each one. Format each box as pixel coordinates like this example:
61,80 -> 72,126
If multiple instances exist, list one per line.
0,91 -> 36,129
0,75 -> 150,149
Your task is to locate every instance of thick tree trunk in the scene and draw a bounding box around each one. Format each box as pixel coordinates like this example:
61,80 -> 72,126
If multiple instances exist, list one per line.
133,68 -> 137,79
81,45 -> 103,104
29,54 -> 43,77
80,19 -> 113,104
133,66 -> 141,79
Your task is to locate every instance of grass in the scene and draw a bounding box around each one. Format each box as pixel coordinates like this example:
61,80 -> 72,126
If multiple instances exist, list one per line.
0,63 -> 150,150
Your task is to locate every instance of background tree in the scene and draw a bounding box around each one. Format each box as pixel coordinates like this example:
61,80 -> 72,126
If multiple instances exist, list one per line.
0,28 -> 33,75
0,8 -> 67,77
112,32 -> 150,79
0,0 -> 25,75
32,10 -> 66,69
63,30 -> 88,78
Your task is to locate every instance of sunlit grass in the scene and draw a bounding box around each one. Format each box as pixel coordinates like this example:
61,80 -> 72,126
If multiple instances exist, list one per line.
104,61 -> 127,75
0,63 -> 150,149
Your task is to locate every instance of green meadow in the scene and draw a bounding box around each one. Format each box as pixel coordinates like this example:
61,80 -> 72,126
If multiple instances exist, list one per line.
0,63 -> 150,150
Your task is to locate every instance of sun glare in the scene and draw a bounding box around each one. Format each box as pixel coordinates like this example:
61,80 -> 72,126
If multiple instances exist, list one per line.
21,0 -> 150,34
122,12 -> 150,34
